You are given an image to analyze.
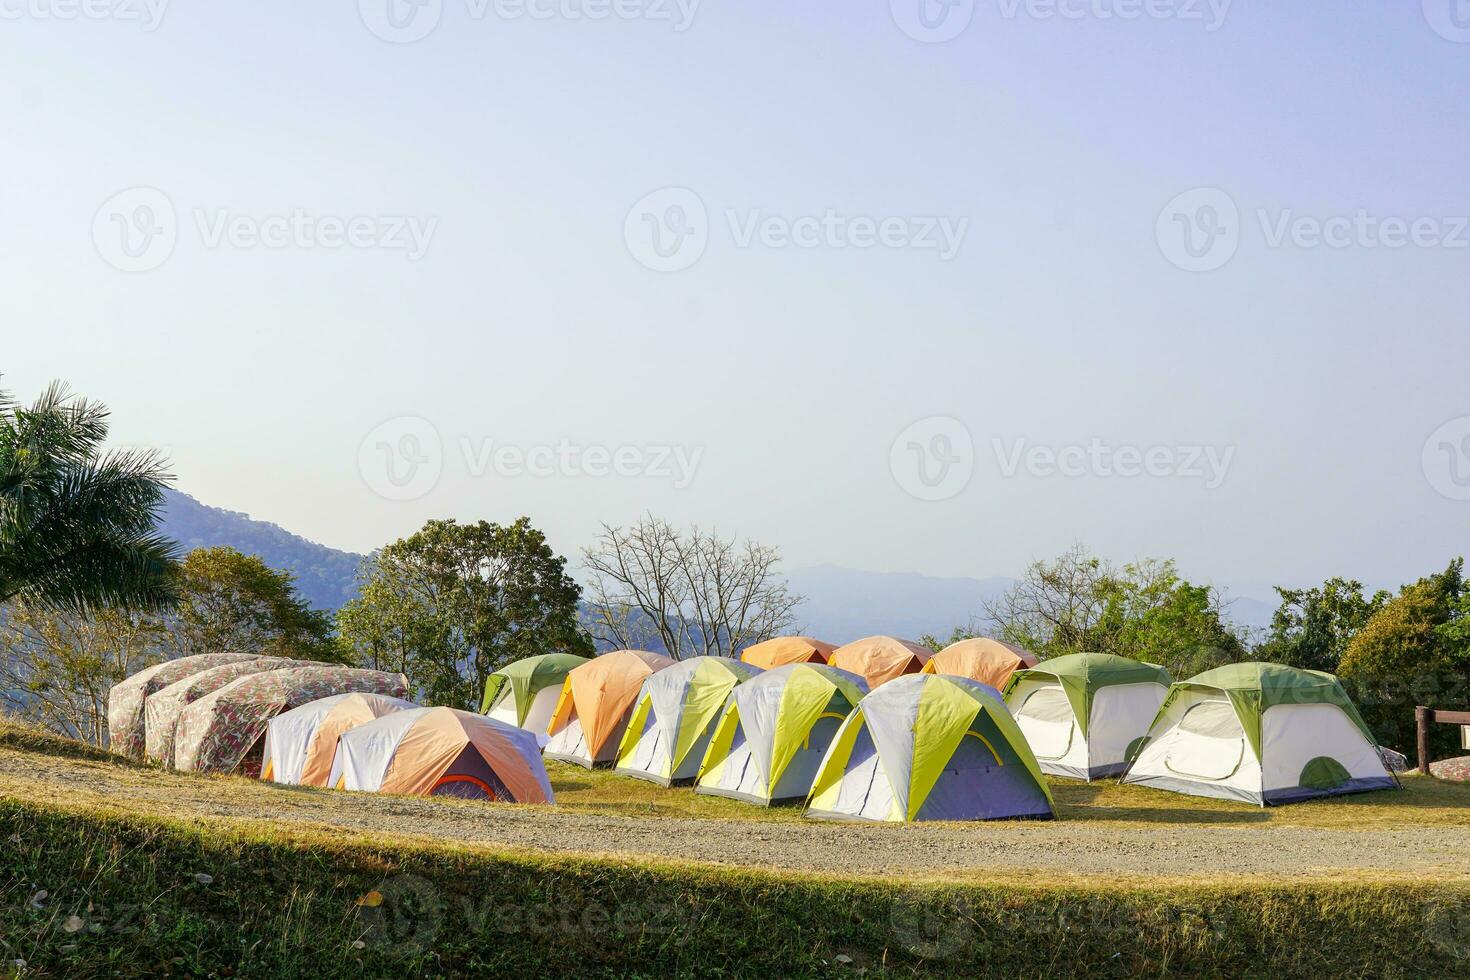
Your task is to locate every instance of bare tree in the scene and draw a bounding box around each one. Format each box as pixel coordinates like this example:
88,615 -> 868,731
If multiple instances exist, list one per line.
582,516 -> 803,659
0,602 -> 169,745
982,543 -> 1115,652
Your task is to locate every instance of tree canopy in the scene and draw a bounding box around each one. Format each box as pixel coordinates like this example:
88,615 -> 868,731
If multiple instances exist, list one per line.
979,545 -> 1247,679
1338,559 -> 1468,754
1254,578 -> 1390,673
173,546 -> 340,661
0,381 -> 177,613
337,517 -> 590,709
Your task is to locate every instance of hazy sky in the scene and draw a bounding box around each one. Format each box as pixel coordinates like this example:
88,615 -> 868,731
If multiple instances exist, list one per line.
3,2 -> 1468,597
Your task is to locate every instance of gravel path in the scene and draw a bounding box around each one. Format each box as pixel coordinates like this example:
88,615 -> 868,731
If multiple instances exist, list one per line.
5,746 -> 1468,882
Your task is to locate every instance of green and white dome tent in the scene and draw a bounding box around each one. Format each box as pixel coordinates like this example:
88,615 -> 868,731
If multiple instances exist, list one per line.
1121,662 -> 1398,806
480,653 -> 591,734
1002,653 -> 1172,781
615,656 -> 764,786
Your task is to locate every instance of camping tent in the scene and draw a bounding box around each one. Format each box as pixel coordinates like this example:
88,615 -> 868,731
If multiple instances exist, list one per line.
480,653 -> 590,732
696,663 -> 868,805
614,656 -> 763,785
144,656 -> 303,766
1121,662 -> 1398,805
1002,653 -> 1171,781
334,707 -> 554,803
827,636 -> 934,689
807,673 -> 1054,822
172,666 -> 410,775
923,638 -> 1038,690
261,692 -> 418,786
107,653 -> 262,758
544,650 -> 675,768
739,636 -> 838,670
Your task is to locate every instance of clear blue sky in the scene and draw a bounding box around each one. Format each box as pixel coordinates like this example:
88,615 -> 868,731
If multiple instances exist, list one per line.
3,2 -> 1467,596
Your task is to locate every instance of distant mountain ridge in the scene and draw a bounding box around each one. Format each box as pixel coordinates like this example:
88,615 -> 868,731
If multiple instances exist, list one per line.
784,564 -> 1014,644
159,490 -> 363,611
157,490 -> 1277,634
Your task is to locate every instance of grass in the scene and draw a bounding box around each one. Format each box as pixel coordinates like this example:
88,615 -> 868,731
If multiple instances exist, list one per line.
10,719 -> 1469,832
546,759 -> 1470,830
4,720 -> 1470,976
0,722 -> 120,766
3,794 -> 1470,978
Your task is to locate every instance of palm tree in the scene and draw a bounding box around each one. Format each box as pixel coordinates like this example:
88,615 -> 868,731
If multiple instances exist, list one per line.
0,380 -> 178,613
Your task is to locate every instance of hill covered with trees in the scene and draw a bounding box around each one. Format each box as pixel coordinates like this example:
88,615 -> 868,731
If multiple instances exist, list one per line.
159,490 -> 363,611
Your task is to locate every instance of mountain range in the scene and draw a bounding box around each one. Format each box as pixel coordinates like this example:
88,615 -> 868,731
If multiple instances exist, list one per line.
159,490 -> 1278,641
160,490 -> 362,610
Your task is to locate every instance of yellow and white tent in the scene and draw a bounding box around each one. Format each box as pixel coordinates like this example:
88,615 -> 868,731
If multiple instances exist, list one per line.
807,673 -> 1053,823
697,663 -> 868,806
614,656 -> 762,785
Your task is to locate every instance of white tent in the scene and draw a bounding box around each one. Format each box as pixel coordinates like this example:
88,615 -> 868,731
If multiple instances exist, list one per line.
261,692 -> 416,786
1122,663 -> 1397,806
1003,653 -> 1171,781
614,656 -> 762,785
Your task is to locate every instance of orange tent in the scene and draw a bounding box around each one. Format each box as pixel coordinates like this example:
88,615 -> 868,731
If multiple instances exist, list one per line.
740,636 -> 838,669
335,707 -> 554,803
261,691 -> 417,786
922,638 -> 1038,691
828,636 -> 934,689
544,650 -> 675,767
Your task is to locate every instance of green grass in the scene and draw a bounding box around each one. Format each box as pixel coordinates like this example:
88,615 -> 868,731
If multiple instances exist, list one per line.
3,796 -> 1469,978
0,722 -> 120,766
546,759 -> 1470,830
5,720 -> 1470,976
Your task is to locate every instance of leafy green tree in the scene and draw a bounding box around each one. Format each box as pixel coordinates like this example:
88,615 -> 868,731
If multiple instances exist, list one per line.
173,546 -> 341,661
1338,559 -> 1468,755
0,381 -> 177,613
338,518 -> 591,709
1092,560 -> 1248,679
335,563 -> 453,685
1255,578 -> 1390,673
979,546 -> 1248,679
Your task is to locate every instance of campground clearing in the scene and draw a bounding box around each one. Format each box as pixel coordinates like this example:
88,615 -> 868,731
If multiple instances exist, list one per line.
2,722 -> 1467,882
4,721 -> 1470,977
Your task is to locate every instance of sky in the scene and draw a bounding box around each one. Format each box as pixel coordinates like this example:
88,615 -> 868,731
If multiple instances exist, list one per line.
3,1 -> 1468,599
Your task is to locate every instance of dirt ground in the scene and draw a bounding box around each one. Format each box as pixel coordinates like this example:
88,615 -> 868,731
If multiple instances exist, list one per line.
4,743 -> 1469,883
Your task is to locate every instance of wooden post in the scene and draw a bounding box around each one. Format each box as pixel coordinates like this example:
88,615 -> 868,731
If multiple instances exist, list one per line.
1417,706 -> 1432,775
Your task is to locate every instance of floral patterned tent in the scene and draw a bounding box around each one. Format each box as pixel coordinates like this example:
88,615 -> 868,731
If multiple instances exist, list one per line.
172,666 -> 410,775
107,653 -> 262,759
144,657 -> 310,766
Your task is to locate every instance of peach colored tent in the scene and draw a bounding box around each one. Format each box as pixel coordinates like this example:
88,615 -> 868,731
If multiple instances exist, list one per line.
922,638 -> 1038,691
740,636 -> 838,670
261,692 -> 418,786
828,636 -> 934,690
544,650 -> 675,767
334,707 -> 553,803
